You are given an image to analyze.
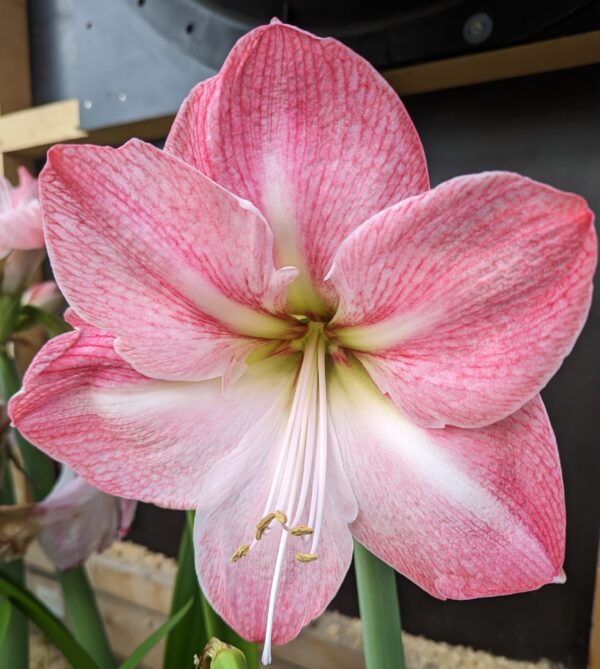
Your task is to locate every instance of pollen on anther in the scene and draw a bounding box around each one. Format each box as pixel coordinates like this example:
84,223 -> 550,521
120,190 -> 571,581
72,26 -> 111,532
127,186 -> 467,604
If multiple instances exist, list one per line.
290,524 -> 314,536
274,510 -> 288,525
255,513 -> 276,540
296,552 -> 318,563
256,510 -> 288,540
230,544 -> 250,563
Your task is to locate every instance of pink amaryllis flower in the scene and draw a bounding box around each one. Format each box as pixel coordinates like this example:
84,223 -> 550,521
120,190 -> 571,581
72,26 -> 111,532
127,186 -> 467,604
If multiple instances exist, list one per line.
0,466 -> 136,571
0,167 -> 45,259
8,22 -> 596,664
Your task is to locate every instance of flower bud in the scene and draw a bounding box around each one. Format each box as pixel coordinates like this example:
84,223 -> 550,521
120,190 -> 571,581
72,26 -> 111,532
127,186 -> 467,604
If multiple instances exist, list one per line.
195,638 -> 248,669
21,281 -> 64,315
1,248 -> 45,295
0,466 -> 137,570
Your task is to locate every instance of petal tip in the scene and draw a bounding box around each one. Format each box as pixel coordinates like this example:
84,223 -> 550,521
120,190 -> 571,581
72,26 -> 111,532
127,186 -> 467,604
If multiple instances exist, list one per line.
553,569 -> 567,585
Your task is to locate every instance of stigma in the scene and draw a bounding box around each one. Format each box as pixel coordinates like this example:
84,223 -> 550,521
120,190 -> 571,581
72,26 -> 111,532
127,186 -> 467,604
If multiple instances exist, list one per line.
230,323 -> 330,665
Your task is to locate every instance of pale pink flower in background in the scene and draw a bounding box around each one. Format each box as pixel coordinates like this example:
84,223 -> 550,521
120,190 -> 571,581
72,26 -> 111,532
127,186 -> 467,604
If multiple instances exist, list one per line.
9,22 -> 596,664
0,167 -> 45,259
0,466 -> 136,571
22,280 -> 63,314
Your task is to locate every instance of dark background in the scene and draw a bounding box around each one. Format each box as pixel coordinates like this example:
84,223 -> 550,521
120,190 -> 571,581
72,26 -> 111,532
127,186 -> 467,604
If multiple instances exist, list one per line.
28,1 -> 600,666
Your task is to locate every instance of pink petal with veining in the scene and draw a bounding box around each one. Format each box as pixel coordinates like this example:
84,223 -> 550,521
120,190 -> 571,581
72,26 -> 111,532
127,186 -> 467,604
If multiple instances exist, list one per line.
9,321 -> 300,509
166,22 -> 428,314
40,139 -> 299,382
330,360 -> 565,599
194,406 -> 356,646
329,172 -> 596,427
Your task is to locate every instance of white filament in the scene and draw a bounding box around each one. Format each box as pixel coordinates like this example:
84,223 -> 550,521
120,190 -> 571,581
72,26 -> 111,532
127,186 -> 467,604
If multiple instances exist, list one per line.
260,327 -> 329,665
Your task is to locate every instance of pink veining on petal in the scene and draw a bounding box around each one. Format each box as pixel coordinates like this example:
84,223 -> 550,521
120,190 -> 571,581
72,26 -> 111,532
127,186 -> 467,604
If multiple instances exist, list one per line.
194,387 -> 356,650
330,361 -> 565,599
40,139 -> 300,382
8,320 -> 301,510
166,21 -> 428,313
329,172 -> 597,428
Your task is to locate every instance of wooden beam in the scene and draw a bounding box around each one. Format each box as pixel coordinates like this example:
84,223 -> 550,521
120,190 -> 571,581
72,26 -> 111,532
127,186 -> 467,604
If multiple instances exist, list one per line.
0,99 -> 87,156
0,0 -> 31,115
0,0 -> 33,179
0,99 -> 174,159
384,30 -> 600,95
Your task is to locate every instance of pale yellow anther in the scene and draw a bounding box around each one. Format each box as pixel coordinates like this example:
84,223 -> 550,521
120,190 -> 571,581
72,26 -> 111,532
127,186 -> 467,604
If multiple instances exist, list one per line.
290,524 -> 314,536
295,552 -> 318,563
255,513 -> 276,540
274,510 -> 288,524
256,510 -> 288,540
230,543 -> 250,563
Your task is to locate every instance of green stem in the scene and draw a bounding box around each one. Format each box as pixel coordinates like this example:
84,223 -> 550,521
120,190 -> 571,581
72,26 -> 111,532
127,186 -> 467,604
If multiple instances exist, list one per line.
354,541 -> 405,669
57,568 -> 115,669
0,350 -> 55,500
0,467 -> 28,669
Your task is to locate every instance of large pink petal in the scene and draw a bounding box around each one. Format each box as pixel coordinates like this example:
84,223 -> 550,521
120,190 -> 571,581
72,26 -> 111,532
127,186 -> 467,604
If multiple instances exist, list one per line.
329,172 -> 596,428
165,22 -> 428,315
329,360 -> 565,599
40,139 -> 300,381
9,321 -> 300,509
194,411 -> 356,650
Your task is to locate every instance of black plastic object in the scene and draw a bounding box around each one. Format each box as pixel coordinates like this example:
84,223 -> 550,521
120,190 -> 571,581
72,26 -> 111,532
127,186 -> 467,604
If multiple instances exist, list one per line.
28,0 -> 600,130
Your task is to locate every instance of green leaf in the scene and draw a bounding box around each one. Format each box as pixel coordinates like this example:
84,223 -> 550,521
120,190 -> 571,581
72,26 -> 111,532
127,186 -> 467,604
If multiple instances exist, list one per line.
163,513 -> 209,668
57,567 -> 116,669
0,460 -> 28,668
118,598 -> 193,669
16,304 -> 71,337
0,597 -> 12,647
0,568 -> 99,669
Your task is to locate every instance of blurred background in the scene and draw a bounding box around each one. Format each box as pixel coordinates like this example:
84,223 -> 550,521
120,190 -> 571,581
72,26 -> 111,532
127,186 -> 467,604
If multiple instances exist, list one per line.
1,1 -> 598,667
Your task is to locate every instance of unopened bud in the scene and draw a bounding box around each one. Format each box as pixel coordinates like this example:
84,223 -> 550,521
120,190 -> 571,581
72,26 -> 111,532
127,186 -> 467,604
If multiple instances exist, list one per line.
196,638 -> 247,669
2,249 -> 45,295
22,281 -> 63,315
